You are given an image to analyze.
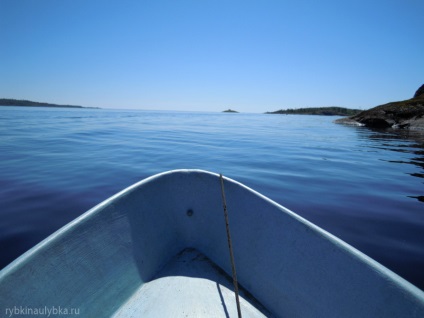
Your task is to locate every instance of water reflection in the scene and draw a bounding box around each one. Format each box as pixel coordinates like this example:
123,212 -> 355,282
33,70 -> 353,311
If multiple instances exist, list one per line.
355,127 -> 424,203
409,195 -> 424,202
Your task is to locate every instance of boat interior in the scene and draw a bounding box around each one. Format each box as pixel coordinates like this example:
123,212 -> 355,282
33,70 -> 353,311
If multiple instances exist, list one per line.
112,248 -> 270,317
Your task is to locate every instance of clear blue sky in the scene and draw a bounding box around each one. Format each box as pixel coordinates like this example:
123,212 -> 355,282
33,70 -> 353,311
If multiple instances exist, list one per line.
1,0 -> 423,112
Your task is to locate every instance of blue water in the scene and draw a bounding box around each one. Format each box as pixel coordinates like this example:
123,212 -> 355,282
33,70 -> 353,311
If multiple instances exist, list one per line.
1,106 -> 423,290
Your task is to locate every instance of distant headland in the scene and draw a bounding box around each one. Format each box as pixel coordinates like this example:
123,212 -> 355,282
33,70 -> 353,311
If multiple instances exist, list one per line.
335,84 -> 424,130
265,107 -> 362,116
0,98 -> 100,109
222,109 -> 239,113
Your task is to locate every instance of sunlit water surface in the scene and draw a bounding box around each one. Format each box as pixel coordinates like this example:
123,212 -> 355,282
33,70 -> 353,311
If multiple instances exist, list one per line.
1,106 -> 423,290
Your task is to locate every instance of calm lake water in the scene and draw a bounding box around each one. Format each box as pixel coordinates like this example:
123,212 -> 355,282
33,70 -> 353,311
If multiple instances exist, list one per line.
1,106 -> 423,290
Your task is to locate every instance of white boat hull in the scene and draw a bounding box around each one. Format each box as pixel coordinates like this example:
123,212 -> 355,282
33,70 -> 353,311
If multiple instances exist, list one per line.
1,170 -> 423,317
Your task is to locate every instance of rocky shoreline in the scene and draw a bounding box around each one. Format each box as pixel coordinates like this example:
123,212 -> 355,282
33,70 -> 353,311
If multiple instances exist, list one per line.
266,106 -> 361,116
0,98 -> 99,109
336,84 -> 424,130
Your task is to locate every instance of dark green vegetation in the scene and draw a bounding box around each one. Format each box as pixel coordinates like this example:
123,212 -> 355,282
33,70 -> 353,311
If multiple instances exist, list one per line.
266,107 -> 362,116
0,98 -> 99,109
222,109 -> 239,113
336,84 -> 424,130
413,84 -> 424,99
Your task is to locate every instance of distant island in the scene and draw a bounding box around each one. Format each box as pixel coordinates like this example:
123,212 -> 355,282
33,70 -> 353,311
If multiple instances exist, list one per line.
0,98 -> 99,109
265,107 -> 362,116
222,109 -> 239,113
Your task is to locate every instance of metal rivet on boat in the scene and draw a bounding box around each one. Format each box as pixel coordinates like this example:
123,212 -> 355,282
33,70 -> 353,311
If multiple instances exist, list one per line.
186,209 -> 193,217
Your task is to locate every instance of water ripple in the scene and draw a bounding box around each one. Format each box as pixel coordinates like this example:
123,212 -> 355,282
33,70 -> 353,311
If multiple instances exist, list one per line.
0,107 -> 423,289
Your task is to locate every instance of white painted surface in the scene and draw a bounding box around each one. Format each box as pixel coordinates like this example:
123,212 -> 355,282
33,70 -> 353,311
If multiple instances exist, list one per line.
0,169 -> 423,317
112,249 -> 269,317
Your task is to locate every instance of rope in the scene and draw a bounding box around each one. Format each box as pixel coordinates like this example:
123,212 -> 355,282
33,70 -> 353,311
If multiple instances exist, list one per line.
220,174 -> 242,318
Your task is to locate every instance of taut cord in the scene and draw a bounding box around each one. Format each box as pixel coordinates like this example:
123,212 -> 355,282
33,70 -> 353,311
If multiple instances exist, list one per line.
220,174 -> 242,318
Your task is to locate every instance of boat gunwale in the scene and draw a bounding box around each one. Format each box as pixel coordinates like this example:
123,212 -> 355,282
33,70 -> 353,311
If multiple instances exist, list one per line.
1,169 -> 423,305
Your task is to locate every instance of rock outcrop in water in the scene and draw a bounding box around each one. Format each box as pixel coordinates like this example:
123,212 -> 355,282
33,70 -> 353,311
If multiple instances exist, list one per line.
336,84 -> 424,130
